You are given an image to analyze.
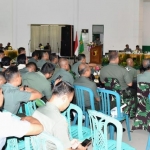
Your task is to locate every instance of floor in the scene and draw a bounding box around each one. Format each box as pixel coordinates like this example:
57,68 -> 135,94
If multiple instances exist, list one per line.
87,119 -> 149,150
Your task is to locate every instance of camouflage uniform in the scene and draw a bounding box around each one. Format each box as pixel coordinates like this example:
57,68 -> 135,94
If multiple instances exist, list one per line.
104,77 -> 136,118
132,82 -> 150,132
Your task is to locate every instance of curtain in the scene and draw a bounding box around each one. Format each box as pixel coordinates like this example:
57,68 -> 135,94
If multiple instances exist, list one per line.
31,25 -> 61,53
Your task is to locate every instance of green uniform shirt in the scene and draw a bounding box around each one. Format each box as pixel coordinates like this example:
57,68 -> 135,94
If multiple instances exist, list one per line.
71,61 -> 81,78
52,68 -> 74,85
19,68 -> 28,80
74,76 -> 99,107
2,83 -> 31,114
28,57 -> 38,65
22,72 -> 52,100
125,66 -> 137,81
100,63 -> 132,90
32,103 -> 71,149
137,71 -> 150,83
37,59 -> 47,69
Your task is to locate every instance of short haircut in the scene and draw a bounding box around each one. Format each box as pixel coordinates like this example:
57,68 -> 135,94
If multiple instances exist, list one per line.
136,45 -> 139,48
41,51 -> 48,57
78,66 -> 87,75
50,53 -> 58,62
143,59 -> 150,70
18,47 -> 25,54
32,51 -> 39,57
2,56 -> 11,66
26,62 -> 38,71
0,50 -> 4,54
17,54 -> 26,65
41,62 -> 55,75
52,81 -> 74,96
78,54 -> 85,61
108,51 -> 118,61
4,66 -> 19,82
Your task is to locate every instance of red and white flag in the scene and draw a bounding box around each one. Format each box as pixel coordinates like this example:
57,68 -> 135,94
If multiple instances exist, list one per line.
74,32 -> 78,56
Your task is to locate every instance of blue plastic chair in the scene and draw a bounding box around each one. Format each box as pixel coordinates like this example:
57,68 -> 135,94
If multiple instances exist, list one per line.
31,132 -> 63,150
74,85 -> 95,127
62,103 -> 91,142
97,88 -> 131,141
88,110 -> 135,150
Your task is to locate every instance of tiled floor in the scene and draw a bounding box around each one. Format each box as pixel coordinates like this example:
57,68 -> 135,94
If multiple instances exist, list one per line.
87,119 -> 149,150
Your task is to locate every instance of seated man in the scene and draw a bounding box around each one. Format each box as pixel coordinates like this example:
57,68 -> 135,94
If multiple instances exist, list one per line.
18,47 -> 26,55
22,63 -> 55,101
1,56 -> 12,69
32,81 -> 86,150
0,88 -> 43,150
74,63 -> 100,110
28,51 -> 39,65
51,58 -> 74,85
125,58 -> 137,81
17,54 -> 28,75
100,51 -> 136,98
124,44 -> 132,53
4,42 -> 12,50
134,45 -> 142,53
2,66 -> 42,114
26,62 -> 38,73
137,59 -> 150,83
37,51 -> 49,69
72,54 -> 97,78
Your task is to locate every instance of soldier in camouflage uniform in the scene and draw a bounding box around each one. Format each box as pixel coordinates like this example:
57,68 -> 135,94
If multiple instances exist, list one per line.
132,82 -> 150,132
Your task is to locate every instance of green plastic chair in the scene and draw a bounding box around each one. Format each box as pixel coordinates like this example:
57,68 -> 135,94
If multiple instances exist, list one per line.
62,103 -> 91,142
88,110 -> 135,150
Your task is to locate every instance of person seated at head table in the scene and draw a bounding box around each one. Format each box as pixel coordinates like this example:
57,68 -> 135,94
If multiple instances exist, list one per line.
137,59 -> 150,83
18,47 -> 26,55
72,54 -> 97,78
37,51 -> 49,69
51,58 -> 74,85
134,45 -> 142,53
0,88 -> 43,150
124,44 -> 132,53
125,58 -> 137,81
22,62 -> 55,101
4,42 -> 13,50
74,63 -> 100,110
44,43 -> 51,51
0,43 -> 4,51
1,56 -> 12,69
2,66 -> 42,114
32,81 -> 87,150
28,51 -> 39,65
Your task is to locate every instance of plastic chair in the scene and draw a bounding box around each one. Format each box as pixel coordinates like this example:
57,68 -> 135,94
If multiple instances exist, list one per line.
97,88 -> 131,141
62,103 -> 91,142
31,132 -> 63,150
88,110 -> 135,150
74,85 -> 95,127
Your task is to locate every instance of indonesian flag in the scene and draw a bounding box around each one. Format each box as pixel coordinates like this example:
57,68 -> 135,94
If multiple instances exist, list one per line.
74,32 -> 78,56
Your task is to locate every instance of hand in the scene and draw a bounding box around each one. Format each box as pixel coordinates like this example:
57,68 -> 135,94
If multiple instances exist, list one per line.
54,78 -> 62,86
19,86 -> 24,91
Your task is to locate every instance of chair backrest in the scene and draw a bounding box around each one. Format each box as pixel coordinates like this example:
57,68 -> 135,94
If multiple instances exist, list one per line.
97,88 -> 123,118
62,103 -> 83,140
74,85 -> 95,112
88,109 -> 122,150
31,132 -> 63,150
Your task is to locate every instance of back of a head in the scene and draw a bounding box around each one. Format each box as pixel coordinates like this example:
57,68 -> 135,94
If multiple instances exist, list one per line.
26,62 -> 38,72
42,51 -> 48,58
59,58 -> 68,68
41,62 -> 55,75
32,51 -> 39,58
143,59 -> 150,71
78,54 -> 85,61
50,53 -> 58,62
17,54 -> 26,65
18,47 -> 25,54
0,50 -> 4,54
52,81 -> 74,97
4,66 -> 18,82
2,56 -> 11,66
108,51 -> 118,61
78,63 -> 88,76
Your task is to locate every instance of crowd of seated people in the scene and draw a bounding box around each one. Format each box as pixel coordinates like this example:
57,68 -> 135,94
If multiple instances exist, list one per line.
0,43 -> 149,149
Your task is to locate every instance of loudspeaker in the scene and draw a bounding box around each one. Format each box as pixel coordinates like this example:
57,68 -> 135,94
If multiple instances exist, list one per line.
61,25 -> 73,57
